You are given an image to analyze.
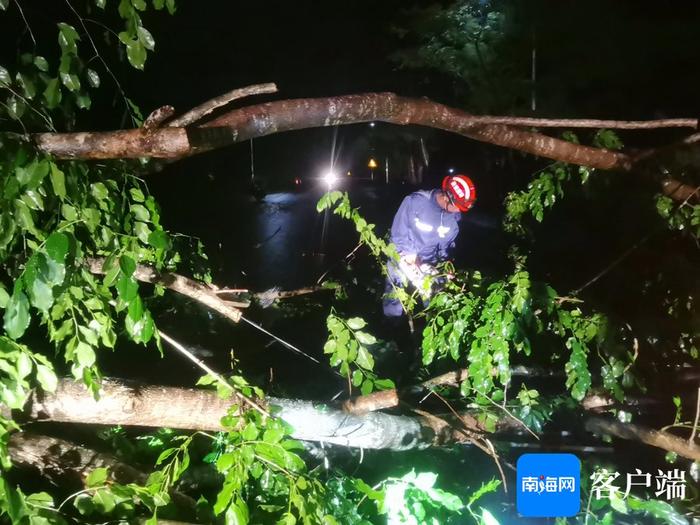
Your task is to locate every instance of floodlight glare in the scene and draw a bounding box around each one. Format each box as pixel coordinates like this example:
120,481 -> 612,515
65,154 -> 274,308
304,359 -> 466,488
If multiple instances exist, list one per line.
323,170 -> 338,185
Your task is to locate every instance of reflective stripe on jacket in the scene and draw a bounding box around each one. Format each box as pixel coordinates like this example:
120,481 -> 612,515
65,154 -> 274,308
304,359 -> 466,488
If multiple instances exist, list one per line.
389,190 -> 460,264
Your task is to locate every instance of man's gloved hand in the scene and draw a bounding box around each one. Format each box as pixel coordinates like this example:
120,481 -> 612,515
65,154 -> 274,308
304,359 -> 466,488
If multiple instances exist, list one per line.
397,255 -> 437,299
401,253 -> 418,266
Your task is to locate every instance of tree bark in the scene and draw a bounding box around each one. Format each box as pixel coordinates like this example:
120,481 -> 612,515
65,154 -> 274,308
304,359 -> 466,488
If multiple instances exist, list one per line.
343,365 -> 563,415
166,83 -> 278,128
34,93 -> 632,171
585,417 -> 700,462
9,432 -> 197,515
86,257 -> 245,321
25,379 -> 472,451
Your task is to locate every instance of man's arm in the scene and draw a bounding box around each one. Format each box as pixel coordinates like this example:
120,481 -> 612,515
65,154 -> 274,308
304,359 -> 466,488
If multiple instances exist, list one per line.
436,225 -> 459,262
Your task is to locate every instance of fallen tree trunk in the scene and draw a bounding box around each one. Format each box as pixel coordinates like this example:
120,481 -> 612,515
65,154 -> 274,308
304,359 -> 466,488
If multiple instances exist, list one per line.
29,90 -> 700,202
585,417 -> 700,462
32,93 -> 631,169
9,432 -> 197,516
25,379 -> 473,451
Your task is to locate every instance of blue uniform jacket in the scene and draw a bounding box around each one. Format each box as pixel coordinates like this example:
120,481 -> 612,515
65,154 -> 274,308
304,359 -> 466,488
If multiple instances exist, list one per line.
389,190 -> 460,265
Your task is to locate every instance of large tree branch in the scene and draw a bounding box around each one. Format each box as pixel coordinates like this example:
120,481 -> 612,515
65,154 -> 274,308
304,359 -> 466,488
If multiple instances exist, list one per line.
25,378 -> 477,451
343,365 -> 562,414
34,92 -> 633,170
9,432 -> 198,516
585,417 -> 700,462
86,257 -> 244,322
30,90 -> 700,203
166,82 -> 278,128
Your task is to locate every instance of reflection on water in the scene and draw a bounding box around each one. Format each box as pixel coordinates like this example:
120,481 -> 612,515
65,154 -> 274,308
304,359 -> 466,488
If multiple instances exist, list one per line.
248,185 -> 507,291
253,191 -> 329,290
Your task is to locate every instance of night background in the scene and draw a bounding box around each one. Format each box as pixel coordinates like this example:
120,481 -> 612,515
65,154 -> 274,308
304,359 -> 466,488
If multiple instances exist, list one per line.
0,1 -> 699,524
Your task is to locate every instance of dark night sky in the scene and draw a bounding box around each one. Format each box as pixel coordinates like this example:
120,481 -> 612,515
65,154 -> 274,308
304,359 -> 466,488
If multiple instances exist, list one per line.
132,0 -> 700,190
3,0 -> 700,191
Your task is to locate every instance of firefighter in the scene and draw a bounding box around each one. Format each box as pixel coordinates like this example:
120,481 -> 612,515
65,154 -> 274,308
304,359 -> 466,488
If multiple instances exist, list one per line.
383,174 -> 476,317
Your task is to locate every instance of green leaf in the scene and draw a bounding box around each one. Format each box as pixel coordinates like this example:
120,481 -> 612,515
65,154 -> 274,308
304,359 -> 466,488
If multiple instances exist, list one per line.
76,91 -> 91,109
262,426 -> 284,444
0,65 -> 10,85
137,26 -> 155,50
36,364 -> 58,392
16,72 -> 36,99
92,489 -> 116,513
134,221 -> 151,243
0,214 -> 16,250
45,232 -> 69,263
61,203 -> 77,221
355,331 -> 377,345
21,190 -> 44,211
58,23 -> 80,54
148,230 -> 169,250
43,78 -> 62,108
29,272 -> 53,313
7,96 -> 26,120
126,40 -> 147,69
14,200 -> 37,235
86,467 -> 109,488
346,317 -> 366,330
75,342 -> 96,367
0,285 -> 9,308
74,493 -> 95,515
86,68 -> 100,88
116,274 -> 138,302
59,71 -> 80,92
119,255 -> 136,277
224,498 -> 249,525
129,187 -> 145,202
352,369 -> 363,387
241,422 -> 258,441
16,351 -> 33,379
33,56 -> 49,71
356,346 -> 374,370
130,204 -> 150,221
4,287 -> 30,339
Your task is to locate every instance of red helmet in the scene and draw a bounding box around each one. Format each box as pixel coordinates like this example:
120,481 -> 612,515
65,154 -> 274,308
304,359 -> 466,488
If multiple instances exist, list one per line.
442,174 -> 476,212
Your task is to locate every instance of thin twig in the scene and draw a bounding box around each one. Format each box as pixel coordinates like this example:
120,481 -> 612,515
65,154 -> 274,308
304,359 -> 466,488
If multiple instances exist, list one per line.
418,395 -> 509,493
572,230 -> 657,296
482,437 -> 508,493
466,116 -> 698,129
316,241 -> 362,284
473,389 -> 540,440
13,0 -> 36,47
158,329 -> 270,417
64,0 -> 137,126
690,387 -> 700,445
168,83 -> 278,128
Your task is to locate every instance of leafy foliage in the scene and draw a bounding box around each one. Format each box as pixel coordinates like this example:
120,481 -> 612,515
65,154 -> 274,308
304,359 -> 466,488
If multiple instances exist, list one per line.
656,194 -> 700,240
0,0 -> 175,130
391,1 -> 523,113
325,313 -> 395,395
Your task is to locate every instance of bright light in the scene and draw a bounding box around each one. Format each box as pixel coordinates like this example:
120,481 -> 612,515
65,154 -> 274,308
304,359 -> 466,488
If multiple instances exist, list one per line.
448,167 -> 455,174
368,158 -> 378,169
369,122 -> 376,128
323,170 -> 338,185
